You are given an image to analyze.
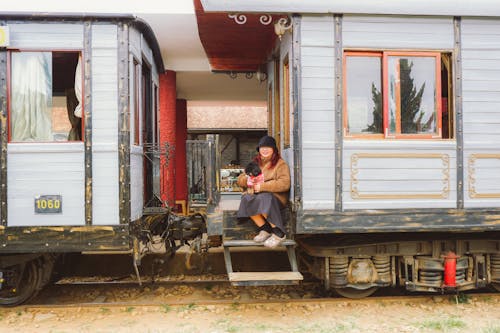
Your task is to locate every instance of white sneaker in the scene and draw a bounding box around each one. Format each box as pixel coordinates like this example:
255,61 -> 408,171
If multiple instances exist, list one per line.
263,234 -> 286,248
253,230 -> 271,243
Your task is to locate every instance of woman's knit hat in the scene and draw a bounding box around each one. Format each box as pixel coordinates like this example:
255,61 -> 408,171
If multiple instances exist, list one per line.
256,135 -> 278,152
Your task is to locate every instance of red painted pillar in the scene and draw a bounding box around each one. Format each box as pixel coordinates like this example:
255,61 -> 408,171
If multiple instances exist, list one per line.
159,70 -> 176,207
175,99 -> 188,205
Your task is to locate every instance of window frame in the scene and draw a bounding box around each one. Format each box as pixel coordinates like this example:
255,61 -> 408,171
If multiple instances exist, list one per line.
7,49 -> 84,143
282,54 -> 291,148
344,50 -> 443,140
343,51 -> 384,139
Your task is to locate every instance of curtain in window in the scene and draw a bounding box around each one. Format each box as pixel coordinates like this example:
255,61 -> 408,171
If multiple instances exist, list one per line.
74,55 -> 82,118
11,52 -> 52,141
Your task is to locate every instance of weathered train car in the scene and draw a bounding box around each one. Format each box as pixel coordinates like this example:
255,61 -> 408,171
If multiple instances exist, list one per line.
200,0 -> 500,296
0,14 -> 173,305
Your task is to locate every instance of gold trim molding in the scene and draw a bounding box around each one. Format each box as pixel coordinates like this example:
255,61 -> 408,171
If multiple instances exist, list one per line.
468,154 -> 500,199
351,153 -> 450,200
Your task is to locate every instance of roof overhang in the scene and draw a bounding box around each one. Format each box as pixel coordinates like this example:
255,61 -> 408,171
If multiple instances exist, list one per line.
200,0 -> 500,17
194,0 -> 281,72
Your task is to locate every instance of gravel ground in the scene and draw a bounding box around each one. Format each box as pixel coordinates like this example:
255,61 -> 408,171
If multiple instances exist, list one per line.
0,279 -> 498,332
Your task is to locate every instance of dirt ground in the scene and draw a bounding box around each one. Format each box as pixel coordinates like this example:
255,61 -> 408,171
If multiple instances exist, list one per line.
0,292 -> 499,333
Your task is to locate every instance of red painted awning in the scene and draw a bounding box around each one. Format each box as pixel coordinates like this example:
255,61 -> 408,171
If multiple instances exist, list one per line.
194,0 -> 279,72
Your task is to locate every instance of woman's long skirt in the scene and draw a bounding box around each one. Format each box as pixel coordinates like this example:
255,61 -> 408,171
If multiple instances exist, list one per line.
236,192 -> 285,233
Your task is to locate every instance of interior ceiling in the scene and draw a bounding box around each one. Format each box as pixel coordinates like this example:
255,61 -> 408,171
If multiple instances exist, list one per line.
193,0 -> 278,72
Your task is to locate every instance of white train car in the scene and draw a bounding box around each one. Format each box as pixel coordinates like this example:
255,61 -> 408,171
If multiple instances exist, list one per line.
201,0 -> 500,296
0,13 -> 166,305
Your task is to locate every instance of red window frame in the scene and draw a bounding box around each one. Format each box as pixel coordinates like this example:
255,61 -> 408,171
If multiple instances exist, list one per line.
7,49 -> 84,143
343,51 -> 384,139
344,51 -> 442,140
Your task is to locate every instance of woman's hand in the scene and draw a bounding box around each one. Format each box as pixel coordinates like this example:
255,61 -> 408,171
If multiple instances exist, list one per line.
253,183 -> 261,193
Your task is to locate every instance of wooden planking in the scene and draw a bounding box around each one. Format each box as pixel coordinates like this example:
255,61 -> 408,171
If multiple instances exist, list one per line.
228,271 -> 303,282
465,152 -> 500,207
462,18 -> 500,208
130,147 -> 144,221
7,143 -> 85,226
8,23 -> 83,49
301,15 -> 334,47
91,24 -> 119,225
343,15 -> 454,50
92,150 -> 119,225
300,15 -> 336,210
342,148 -> 457,209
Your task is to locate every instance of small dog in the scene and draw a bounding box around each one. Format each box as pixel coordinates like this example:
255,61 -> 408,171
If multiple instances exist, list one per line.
245,161 -> 264,194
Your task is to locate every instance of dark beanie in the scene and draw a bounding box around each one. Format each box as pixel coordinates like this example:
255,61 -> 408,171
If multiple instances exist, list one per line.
256,135 -> 278,152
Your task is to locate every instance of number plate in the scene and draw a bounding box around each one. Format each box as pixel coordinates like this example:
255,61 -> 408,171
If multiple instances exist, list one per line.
34,195 -> 62,214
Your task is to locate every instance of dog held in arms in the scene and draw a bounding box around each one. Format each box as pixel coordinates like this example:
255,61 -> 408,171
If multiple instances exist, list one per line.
244,161 -> 264,194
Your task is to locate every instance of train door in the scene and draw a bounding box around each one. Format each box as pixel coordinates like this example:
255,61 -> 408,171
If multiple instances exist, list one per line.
6,50 -> 85,227
141,62 -> 154,206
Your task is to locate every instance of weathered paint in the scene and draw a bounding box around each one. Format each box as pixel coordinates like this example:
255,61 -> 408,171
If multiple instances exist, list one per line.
0,48 -> 6,226
159,70 -> 176,206
118,22 -> 131,225
0,225 -> 130,253
297,209 -> 500,234
84,20 -> 93,225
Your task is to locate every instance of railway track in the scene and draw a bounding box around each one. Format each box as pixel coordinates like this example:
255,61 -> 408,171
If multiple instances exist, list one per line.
24,275 -> 499,309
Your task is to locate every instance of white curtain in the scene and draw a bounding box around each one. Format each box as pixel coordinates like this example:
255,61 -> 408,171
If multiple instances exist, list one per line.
11,52 -> 52,141
74,55 -> 82,118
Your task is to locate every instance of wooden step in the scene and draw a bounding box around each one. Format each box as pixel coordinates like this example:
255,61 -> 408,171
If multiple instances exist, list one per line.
228,271 -> 303,286
223,239 -> 296,247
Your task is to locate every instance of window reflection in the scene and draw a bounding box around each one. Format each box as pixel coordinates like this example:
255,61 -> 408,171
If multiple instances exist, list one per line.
346,56 -> 382,135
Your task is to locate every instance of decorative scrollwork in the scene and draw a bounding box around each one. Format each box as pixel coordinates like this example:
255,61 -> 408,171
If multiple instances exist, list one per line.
228,13 -> 247,25
259,15 -> 273,25
350,153 -> 450,200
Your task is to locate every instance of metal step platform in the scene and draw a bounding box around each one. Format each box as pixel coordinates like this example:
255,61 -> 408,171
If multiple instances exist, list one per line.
223,239 -> 303,286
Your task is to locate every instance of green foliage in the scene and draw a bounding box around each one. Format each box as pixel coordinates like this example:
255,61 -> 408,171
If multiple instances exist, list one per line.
100,307 -> 111,314
399,59 -> 427,133
416,316 -> 466,331
125,306 -> 135,313
160,304 -> 171,313
450,292 -> 470,304
364,83 -> 383,133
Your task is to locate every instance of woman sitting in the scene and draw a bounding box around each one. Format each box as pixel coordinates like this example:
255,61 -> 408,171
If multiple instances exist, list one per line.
237,135 -> 291,248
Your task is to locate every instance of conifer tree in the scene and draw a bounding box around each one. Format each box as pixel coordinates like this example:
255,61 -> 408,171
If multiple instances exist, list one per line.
364,83 -> 383,133
400,59 -> 426,133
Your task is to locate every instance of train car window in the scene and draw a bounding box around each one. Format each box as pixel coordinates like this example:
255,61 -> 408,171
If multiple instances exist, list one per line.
344,52 -> 383,137
9,51 -> 82,142
344,51 -> 450,140
132,59 -> 140,145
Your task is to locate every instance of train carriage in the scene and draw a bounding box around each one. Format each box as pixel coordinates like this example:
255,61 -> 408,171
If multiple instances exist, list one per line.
1,1 -> 500,306
0,14 -> 181,305
198,0 -> 500,296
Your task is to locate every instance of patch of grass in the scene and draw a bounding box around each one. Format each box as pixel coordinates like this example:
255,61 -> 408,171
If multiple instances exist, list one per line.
16,310 -> 22,316
293,322 -> 356,333
125,306 -> 135,313
177,303 -> 196,312
450,292 -> 470,304
204,284 -> 213,291
416,316 -> 466,331
230,302 -> 240,311
100,307 -> 111,314
160,304 -> 171,313
482,327 -> 500,333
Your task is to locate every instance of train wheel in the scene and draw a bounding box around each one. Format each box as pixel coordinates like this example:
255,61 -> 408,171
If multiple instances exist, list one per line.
492,283 -> 500,292
0,259 -> 41,306
334,286 -> 378,299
